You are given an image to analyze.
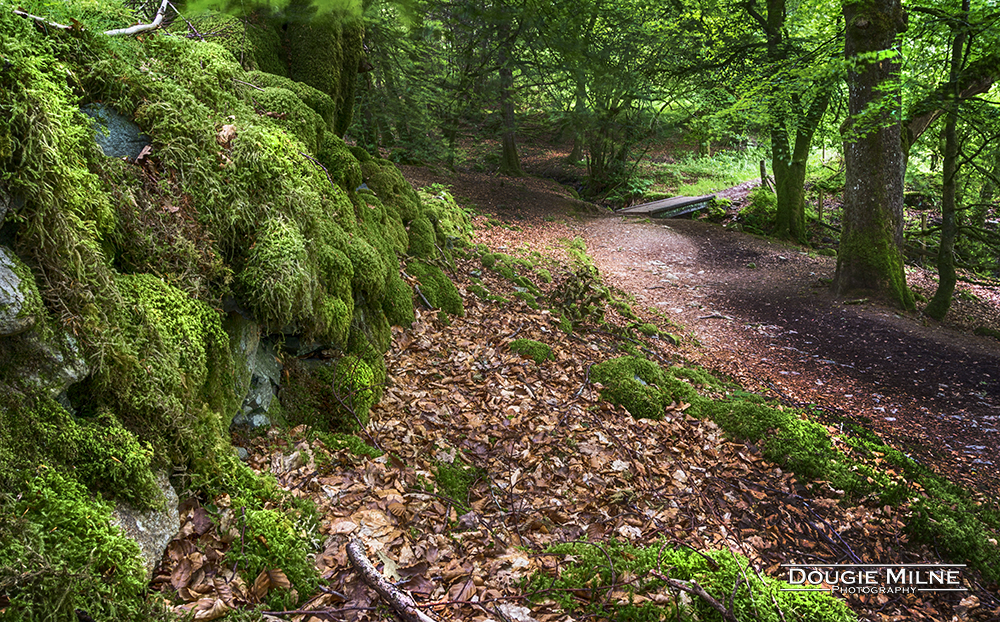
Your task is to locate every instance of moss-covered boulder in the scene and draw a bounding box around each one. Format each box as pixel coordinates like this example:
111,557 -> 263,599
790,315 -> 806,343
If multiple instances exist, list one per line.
591,356 -> 701,420
408,260 -> 464,317
252,86 -> 326,154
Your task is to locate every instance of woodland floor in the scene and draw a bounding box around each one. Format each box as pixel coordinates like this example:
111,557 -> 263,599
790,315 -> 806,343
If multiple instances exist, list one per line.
156,152 -> 1000,622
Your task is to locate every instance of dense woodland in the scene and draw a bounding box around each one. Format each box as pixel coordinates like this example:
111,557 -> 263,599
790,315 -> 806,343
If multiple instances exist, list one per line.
0,0 -> 999,620
351,0 -> 1000,315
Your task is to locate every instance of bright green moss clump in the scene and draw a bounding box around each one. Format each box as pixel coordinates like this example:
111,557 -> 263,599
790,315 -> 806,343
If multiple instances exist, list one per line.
408,260 -> 464,317
591,356 -> 700,420
509,338 -> 554,363
0,468 -> 149,621
525,539 -> 856,622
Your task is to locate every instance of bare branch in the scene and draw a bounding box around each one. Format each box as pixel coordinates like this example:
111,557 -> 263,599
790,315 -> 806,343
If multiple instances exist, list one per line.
104,0 -> 170,36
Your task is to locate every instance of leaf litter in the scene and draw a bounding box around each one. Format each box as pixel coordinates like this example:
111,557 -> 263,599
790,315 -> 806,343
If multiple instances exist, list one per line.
149,220 -> 999,622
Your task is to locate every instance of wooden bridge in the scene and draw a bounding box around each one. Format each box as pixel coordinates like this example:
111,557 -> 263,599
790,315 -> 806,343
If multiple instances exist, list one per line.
615,194 -> 716,218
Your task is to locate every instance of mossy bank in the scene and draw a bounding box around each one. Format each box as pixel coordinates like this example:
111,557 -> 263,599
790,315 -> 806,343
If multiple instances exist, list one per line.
0,0 -> 468,617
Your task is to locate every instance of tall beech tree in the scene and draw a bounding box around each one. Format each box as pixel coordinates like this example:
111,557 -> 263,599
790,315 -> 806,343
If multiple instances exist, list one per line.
834,0 -> 915,309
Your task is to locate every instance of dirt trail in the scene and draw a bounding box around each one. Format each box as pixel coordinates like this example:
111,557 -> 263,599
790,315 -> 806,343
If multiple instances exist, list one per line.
398,164 -> 1000,493
582,216 -> 1000,493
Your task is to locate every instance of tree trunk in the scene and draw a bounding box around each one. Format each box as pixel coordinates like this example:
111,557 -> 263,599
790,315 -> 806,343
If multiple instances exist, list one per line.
772,92 -> 829,241
568,71 -> 586,164
925,0 -> 970,320
497,21 -> 523,177
834,0 -> 914,309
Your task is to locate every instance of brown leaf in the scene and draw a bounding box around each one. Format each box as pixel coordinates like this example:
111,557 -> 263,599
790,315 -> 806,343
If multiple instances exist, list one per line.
171,558 -> 192,591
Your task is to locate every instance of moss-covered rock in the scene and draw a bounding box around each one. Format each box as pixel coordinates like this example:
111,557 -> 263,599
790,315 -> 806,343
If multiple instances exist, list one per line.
408,260 -> 464,317
407,215 -> 436,258
246,70 -> 338,129
284,2 -> 363,136
252,86 -> 326,154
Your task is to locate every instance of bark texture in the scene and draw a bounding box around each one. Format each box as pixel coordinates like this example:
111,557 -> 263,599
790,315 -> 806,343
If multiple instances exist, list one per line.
834,0 -> 914,309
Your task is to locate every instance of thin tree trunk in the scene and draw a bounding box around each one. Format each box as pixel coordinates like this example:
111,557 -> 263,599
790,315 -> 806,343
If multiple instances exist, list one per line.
834,0 -> 914,309
568,71 -> 586,163
497,21 -> 523,177
926,0 -> 970,320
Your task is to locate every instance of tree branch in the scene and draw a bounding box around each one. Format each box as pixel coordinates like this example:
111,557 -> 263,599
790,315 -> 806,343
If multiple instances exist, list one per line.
346,539 -> 440,622
650,571 -> 740,622
104,0 -> 170,36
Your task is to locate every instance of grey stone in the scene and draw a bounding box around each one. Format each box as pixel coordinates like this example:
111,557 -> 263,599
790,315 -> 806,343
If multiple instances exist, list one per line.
80,103 -> 151,161
0,246 -> 40,336
232,337 -> 282,429
110,471 -> 179,579
235,446 -> 249,461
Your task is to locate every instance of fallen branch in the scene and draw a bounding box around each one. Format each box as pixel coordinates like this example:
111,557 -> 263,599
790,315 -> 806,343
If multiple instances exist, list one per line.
12,9 -> 72,31
346,539 -> 440,622
104,0 -> 170,35
650,571 -> 739,622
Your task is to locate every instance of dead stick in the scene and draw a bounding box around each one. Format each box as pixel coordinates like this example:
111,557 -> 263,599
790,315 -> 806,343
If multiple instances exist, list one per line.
346,539 -> 440,622
650,571 -> 739,622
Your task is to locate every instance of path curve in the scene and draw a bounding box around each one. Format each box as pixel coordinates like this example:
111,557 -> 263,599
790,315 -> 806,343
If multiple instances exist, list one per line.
583,216 -> 1000,493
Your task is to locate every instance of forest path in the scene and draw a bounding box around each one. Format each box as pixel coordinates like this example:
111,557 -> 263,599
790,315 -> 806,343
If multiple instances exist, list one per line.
398,164 -> 1000,494
581,216 -> 1000,494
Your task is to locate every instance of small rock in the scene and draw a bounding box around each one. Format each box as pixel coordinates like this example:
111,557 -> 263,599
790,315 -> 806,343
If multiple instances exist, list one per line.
235,446 -> 249,461
110,471 -> 179,579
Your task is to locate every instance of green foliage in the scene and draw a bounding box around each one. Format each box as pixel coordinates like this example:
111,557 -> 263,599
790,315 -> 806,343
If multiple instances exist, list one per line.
739,186 -> 777,234
509,338 -> 554,364
0,468 -> 150,621
525,539 -> 856,622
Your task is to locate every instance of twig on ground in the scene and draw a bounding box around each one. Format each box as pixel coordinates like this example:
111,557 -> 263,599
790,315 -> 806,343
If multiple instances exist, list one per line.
650,570 -> 740,622
346,539 -> 440,622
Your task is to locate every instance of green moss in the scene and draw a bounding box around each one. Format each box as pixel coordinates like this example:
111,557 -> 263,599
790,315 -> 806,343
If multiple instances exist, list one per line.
591,357 -> 702,420
481,253 -> 498,269
223,507 -> 319,610
348,237 -> 387,299
382,268 -> 415,327
591,357 -> 672,420
408,260 -> 464,317
245,70 -> 337,129
284,3 -> 363,136
407,216 -> 436,258
332,355 -> 377,422
0,468 -> 149,620
360,158 -> 421,222
417,185 -> 473,252
317,133 -> 363,191
238,215 -> 311,328
509,338 -> 554,364
525,539 -> 856,622
252,86 -> 326,154
434,460 -> 482,513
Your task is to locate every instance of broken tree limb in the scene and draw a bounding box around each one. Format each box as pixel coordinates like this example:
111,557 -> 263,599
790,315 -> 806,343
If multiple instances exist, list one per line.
650,571 -> 739,622
104,0 -> 170,36
346,539 -> 440,622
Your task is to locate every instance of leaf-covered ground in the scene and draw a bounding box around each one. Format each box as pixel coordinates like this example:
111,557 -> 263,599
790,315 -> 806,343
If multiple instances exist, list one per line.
152,208 -> 997,620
